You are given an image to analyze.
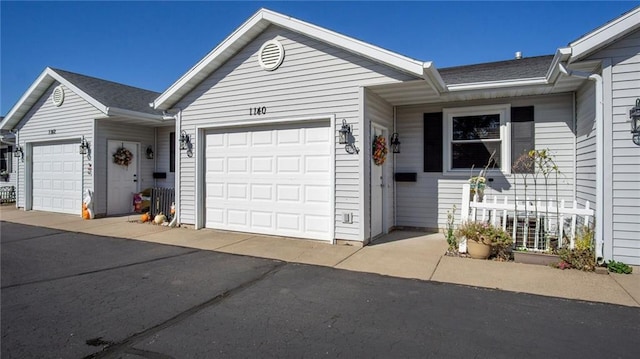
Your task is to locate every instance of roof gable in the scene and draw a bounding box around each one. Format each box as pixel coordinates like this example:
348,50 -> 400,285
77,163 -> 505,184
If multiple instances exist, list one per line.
153,8 -> 444,110
569,6 -> 640,62
1,68 -> 162,130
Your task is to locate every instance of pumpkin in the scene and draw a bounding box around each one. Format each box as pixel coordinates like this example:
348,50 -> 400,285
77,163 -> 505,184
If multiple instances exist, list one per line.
154,213 -> 167,225
141,212 -> 150,223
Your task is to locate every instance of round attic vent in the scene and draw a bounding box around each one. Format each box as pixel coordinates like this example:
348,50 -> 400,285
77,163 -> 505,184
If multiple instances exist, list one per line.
52,85 -> 65,107
258,40 -> 285,71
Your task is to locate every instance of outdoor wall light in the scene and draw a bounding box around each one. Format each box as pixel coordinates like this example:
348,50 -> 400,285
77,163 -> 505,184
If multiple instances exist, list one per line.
338,119 -> 359,154
390,132 -> 401,154
338,119 -> 351,144
630,98 -> 640,146
13,144 -> 23,159
79,136 -> 89,155
146,145 -> 154,159
179,130 -> 193,157
179,130 -> 190,150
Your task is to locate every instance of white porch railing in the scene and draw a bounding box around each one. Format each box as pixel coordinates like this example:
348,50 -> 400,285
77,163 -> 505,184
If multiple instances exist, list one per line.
460,183 -> 594,251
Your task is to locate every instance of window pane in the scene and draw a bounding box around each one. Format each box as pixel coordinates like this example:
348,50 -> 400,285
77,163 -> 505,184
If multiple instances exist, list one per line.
452,142 -> 501,169
452,114 -> 500,140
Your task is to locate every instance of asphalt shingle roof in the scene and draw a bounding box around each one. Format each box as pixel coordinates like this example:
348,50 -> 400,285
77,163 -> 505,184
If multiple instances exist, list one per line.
50,68 -> 162,116
439,55 -> 555,85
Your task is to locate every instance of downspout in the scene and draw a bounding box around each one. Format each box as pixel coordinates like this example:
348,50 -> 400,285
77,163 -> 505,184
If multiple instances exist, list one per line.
558,63 -> 604,263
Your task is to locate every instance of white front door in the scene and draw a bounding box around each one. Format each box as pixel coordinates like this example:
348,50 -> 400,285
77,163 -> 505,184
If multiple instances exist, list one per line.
107,140 -> 138,215
204,121 -> 332,241
32,142 -> 82,214
371,123 -> 387,238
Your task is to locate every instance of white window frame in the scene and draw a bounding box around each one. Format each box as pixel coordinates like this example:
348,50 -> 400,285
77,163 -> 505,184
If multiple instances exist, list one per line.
443,104 -> 511,175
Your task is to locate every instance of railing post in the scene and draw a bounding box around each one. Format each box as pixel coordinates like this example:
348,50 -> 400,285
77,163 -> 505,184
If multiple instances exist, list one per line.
461,184 -> 470,222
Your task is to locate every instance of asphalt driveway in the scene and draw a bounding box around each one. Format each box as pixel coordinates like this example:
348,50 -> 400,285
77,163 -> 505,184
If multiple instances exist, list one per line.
2,221 -> 639,358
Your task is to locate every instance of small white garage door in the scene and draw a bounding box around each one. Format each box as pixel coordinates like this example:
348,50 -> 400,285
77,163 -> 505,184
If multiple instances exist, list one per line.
205,121 -> 332,241
32,142 -> 82,214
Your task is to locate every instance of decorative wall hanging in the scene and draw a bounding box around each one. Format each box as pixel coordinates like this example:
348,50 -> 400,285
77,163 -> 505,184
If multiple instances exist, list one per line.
372,135 -> 388,166
113,145 -> 133,167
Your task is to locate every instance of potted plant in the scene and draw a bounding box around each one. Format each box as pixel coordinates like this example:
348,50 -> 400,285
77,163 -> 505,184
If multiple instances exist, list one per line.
456,221 -> 512,260
0,170 -> 9,182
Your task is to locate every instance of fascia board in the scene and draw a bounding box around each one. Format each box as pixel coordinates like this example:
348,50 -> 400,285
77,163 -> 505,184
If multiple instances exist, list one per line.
546,47 -> 573,83
154,8 -> 426,110
422,62 -> 447,93
1,69 -> 52,130
262,10 -> 425,78
569,7 -> 640,62
153,10 -> 268,110
47,68 -> 109,114
106,107 -> 164,121
447,78 -> 548,91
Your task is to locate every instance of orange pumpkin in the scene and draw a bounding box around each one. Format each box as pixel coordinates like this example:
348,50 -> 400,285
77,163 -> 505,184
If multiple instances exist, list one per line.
141,212 -> 150,223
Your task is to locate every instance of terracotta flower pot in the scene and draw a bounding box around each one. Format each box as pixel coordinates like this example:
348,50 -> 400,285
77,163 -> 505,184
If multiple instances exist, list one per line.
467,240 -> 491,259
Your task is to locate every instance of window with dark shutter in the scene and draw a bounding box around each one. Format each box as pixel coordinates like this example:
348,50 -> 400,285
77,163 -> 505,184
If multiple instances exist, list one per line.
424,112 -> 443,172
511,106 -> 535,173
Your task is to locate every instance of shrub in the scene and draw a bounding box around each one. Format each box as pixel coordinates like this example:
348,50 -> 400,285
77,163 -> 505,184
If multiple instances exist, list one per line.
557,247 -> 596,271
607,260 -> 633,274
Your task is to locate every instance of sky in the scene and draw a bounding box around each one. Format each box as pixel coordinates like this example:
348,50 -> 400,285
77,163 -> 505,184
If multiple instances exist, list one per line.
1,1 -> 638,115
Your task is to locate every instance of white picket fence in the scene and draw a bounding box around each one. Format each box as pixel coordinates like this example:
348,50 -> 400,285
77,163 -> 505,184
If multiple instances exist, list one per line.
460,183 -> 594,251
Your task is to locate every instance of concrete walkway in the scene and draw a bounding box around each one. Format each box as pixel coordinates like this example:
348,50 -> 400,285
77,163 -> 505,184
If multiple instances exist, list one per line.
2,205 -> 638,307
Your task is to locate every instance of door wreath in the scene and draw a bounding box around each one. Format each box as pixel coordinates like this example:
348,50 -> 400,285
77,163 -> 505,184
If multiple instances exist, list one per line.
113,146 -> 133,167
372,135 -> 388,166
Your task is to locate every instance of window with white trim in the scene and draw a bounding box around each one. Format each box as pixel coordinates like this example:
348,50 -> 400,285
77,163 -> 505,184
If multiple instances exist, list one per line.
443,104 -> 511,174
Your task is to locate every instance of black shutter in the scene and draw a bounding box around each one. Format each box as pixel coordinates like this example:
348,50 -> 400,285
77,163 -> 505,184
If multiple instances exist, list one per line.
424,112 -> 443,172
169,132 -> 176,173
511,106 -> 534,173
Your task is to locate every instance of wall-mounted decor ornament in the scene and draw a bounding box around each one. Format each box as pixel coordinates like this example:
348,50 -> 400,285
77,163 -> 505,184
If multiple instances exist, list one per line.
113,146 -> 133,167
372,135 -> 388,166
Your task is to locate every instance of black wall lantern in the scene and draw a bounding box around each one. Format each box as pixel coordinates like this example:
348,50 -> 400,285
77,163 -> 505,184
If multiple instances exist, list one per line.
79,136 -> 89,155
179,130 -> 193,158
339,119 -> 350,144
146,145 -> 154,159
13,144 -> 23,159
630,98 -> 640,146
179,130 -> 190,150
338,119 -> 359,154
390,133 -> 401,153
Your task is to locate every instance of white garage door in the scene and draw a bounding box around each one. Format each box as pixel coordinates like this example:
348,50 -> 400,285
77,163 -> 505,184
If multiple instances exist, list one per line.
205,121 -> 332,241
32,142 -> 82,214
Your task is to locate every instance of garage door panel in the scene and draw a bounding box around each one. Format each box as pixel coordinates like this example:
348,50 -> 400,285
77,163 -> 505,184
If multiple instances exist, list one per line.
205,122 -> 332,241
32,142 -> 82,215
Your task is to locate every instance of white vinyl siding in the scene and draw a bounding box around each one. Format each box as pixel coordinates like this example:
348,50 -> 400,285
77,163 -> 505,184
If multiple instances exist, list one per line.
14,83 -> 101,211
395,94 -> 575,229
175,25 -> 415,241
585,29 -> 640,264
94,120 -> 156,216
575,81 -> 597,208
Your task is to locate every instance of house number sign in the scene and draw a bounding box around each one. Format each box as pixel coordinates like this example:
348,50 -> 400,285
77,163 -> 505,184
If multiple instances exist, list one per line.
249,106 -> 267,116
48,129 -> 57,135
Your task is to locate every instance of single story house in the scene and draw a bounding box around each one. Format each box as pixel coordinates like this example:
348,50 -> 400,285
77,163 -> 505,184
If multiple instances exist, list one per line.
2,7 -> 638,265
0,68 -> 175,216
152,8 -> 639,264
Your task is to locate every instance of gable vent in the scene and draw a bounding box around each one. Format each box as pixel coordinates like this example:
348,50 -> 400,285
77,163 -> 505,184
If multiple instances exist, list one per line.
52,85 -> 65,107
258,40 -> 285,71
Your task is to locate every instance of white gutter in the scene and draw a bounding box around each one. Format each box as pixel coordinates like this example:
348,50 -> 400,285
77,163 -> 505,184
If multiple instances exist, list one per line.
106,107 -> 164,121
558,63 -> 604,263
447,77 -> 548,91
